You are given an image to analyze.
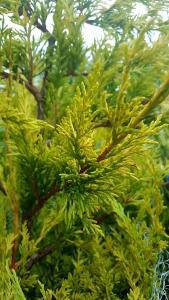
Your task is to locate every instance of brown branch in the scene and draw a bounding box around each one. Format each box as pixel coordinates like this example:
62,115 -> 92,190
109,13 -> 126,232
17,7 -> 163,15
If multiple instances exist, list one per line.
22,1 -> 98,34
31,15 -> 49,35
10,189 -> 19,271
95,72 -> 169,163
23,176 -> 168,270
96,142 -> 113,162
18,0 -> 89,102
18,1 -> 56,103
22,182 -> 60,227
0,178 -> 7,196
25,213 -> 109,271
40,34 -> 56,102
25,215 -> 109,271
93,120 -> 112,129
11,204 -> 19,271
79,141 -> 114,174
31,180 -> 41,204
94,214 -> 109,224
1,71 -> 44,119
1,71 -> 39,99
66,70 -> 88,77
33,19 -> 49,34
18,1 -> 49,34
11,239 -> 18,271
26,245 -> 55,271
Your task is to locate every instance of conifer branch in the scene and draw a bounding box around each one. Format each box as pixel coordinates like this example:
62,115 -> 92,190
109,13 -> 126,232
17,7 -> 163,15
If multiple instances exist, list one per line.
1,71 -> 44,119
66,70 -> 88,77
40,36 -> 56,100
18,1 -> 49,34
11,201 -> 19,271
25,212 -> 111,270
94,214 -> 109,223
11,238 -> 18,271
33,19 -> 49,34
18,1 -> 56,108
31,180 -> 41,204
93,120 -> 112,129
0,178 -> 7,196
129,74 -> 169,127
22,182 -> 60,227
25,214 -> 109,271
96,143 -> 114,162
26,245 -> 55,271
1,71 -> 39,99
96,72 -> 169,162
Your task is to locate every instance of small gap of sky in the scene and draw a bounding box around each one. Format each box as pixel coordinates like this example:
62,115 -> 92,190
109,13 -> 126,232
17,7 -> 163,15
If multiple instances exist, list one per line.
3,1 -> 147,47
82,1 -> 147,47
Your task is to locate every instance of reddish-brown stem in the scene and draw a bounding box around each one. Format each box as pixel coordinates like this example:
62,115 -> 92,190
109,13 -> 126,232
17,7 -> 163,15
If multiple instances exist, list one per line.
0,179 -> 7,196
1,71 -> 45,119
11,205 -> 19,271
79,143 -> 114,174
26,245 -> 55,271
22,183 -> 60,226
32,180 -> 41,204
11,240 -> 18,271
94,214 -> 109,224
96,142 -> 113,162
25,213 -> 110,272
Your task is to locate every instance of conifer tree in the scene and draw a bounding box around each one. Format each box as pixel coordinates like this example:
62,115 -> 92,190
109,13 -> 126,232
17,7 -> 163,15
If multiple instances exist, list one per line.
1,0 -> 169,299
